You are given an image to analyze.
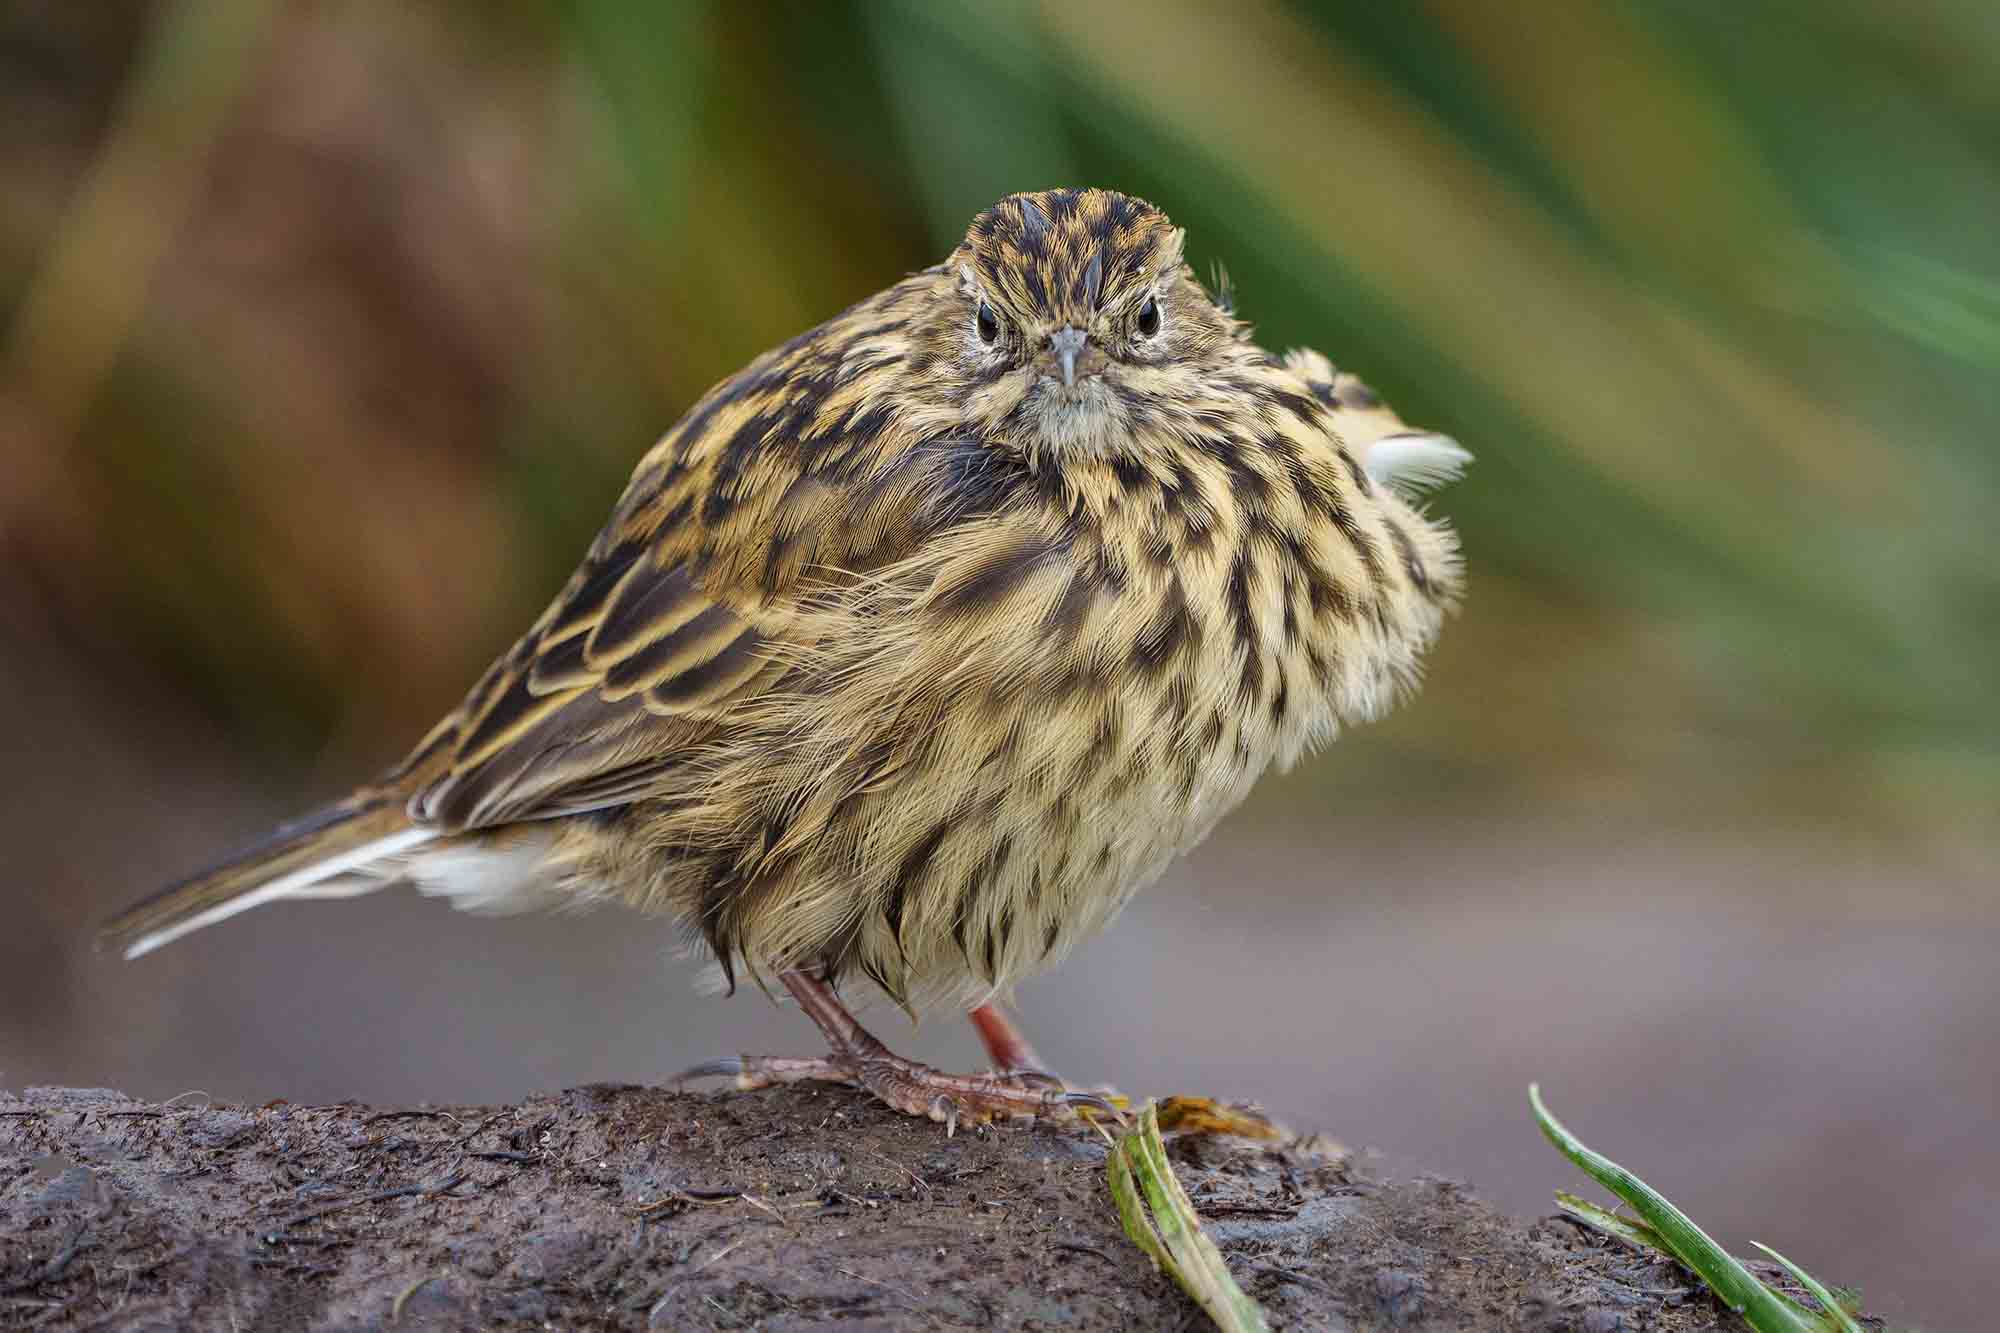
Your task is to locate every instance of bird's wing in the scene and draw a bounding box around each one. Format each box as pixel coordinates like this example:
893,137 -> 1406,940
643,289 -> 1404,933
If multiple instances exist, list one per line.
387,305 -> 1036,832
391,540 -> 782,830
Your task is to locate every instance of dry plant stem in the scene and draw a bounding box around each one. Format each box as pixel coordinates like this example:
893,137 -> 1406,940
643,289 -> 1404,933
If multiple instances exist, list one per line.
678,970 -> 1114,1132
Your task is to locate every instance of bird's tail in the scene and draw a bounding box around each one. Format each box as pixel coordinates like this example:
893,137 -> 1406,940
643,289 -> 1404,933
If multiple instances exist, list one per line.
100,797 -> 435,960
1282,348 -> 1471,496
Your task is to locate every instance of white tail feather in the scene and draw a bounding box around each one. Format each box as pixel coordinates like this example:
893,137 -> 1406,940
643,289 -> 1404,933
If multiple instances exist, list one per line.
122,827 -> 436,960
1366,432 -> 1472,496
405,832 -> 563,914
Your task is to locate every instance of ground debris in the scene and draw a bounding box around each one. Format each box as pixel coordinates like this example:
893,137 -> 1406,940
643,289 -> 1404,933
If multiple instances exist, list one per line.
2,1083 -> 1750,1330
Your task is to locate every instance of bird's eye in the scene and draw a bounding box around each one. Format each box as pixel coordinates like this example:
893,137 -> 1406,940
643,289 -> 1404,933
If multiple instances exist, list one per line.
1135,296 -> 1161,338
976,300 -> 1000,345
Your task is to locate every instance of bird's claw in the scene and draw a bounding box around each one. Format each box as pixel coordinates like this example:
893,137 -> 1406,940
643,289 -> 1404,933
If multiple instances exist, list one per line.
1056,1088 -> 1128,1124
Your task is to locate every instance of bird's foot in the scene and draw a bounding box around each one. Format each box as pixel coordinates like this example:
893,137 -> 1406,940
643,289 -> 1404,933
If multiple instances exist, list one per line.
676,1052 -> 1119,1135
674,971 -> 1121,1134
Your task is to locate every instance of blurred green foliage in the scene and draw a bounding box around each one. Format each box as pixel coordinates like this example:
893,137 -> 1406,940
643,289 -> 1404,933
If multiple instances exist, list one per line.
3,1 -> 1994,843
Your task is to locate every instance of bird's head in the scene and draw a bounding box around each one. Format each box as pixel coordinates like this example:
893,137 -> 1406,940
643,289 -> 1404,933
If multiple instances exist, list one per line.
935,189 -> 1243,460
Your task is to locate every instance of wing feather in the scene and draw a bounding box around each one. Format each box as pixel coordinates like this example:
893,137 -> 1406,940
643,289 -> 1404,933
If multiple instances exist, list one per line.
387,277 -> 1040,834
599,604 -> 751,701
410,558 -> 772,828
586,562 -> 713,668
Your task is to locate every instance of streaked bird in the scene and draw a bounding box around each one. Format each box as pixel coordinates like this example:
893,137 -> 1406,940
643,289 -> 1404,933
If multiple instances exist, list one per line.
106,189 -> 1468,1129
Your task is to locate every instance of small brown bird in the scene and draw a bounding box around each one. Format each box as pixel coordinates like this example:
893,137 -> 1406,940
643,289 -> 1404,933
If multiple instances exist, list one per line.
106,189 -> 1466,1129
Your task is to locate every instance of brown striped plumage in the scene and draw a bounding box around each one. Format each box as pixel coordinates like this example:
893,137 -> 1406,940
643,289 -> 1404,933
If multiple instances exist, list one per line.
106,189 -> 1465,1123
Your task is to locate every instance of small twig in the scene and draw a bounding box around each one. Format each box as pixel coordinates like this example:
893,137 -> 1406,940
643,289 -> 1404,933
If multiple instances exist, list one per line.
365,1138 -> 428,1155
626,1185 -> 790,1222
835,1266 -> 917,1303
1197,1201 -> 1299,1220
737,1194 -> 788,1224
695,1238 -> 748,1271
1049,1241 -> 1117,1263
1252,1264 -> 1335,1296
264,1170 -> 467,1237
363,1110 -> 462,1128
467,1151 -> 540,1165
819,1187 -> 876,1211
857,1147 -> 930,1196
391,1272 -> 445,1323
628,1185 -> 741,1215
454,1113 -> 507,1146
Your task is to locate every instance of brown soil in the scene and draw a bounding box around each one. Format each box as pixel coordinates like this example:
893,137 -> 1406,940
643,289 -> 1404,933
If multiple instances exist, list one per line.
2,1084 -> 1837,1331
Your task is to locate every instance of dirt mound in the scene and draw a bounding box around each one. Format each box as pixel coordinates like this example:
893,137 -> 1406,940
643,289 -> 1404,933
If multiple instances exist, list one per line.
4,1083 -> 1753,1329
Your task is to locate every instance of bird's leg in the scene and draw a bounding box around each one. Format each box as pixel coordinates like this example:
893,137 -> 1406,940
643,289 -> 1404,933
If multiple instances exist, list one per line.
676,970 -> 1118,1134
966,1000 -> 1050,1078
964,1001 -> 1282,1143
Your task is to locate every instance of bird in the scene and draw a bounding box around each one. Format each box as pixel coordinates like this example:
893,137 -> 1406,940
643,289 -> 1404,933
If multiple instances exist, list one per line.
104,188 -> 1468,1131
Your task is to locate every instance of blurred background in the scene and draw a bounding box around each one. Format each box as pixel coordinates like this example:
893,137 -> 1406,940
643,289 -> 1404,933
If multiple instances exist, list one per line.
2,1 -> 1993,1325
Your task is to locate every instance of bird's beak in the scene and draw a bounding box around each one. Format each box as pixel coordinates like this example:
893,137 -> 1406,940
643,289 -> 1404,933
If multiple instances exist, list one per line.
1049,327 -> 1088,388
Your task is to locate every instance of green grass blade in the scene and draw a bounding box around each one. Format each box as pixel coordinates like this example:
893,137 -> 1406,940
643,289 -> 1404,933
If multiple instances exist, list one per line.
1552,1191 -> 1671,1253
1753,1243 -> 1866,1333
1106,1124 -> 1176,1277
1107,1102 -> 1272,1333
1529,1084 -> 1821,1332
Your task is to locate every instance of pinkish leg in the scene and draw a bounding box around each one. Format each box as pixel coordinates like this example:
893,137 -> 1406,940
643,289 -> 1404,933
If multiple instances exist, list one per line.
675,971 -> 1115,1135
968,1001 -> 1048,1074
